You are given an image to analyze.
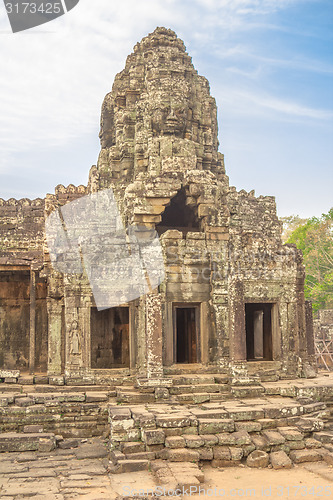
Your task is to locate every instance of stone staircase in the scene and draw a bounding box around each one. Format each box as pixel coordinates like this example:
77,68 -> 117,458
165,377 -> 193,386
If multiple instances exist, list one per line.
108,396 -> 333,473
116,372 -> 269,404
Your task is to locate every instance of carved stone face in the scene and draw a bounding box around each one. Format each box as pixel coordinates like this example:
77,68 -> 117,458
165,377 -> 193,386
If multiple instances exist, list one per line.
151,105 -> 187,138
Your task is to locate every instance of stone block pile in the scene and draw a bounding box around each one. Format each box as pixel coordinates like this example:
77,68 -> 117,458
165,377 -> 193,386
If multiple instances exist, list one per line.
109,398 -> 333,472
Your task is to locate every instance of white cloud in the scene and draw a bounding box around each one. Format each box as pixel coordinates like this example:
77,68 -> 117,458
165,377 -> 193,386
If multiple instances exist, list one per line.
0,0 -> 331,186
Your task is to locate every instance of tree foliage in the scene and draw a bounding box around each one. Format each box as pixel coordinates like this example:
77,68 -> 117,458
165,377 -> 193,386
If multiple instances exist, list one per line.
285,209 -> 333,312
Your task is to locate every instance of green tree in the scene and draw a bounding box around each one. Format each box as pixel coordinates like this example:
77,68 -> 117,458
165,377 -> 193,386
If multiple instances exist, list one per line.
286,208 -> 333,312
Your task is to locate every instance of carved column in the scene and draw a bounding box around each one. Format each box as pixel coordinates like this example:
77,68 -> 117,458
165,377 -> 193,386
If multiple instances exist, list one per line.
145,292 -> 163,379
228,277 -> 251,385
47,298 -> 63,375
29,270 -> 36,374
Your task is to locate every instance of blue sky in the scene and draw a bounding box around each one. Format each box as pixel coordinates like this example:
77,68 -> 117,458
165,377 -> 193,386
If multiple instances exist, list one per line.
0,0 -> 332,217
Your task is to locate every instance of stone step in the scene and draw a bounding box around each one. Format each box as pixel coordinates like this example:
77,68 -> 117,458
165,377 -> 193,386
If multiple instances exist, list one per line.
116,390 -> 155,404
25,384 -> 118,394
164,365 -> 225,375
171,375 -> 216,385
111,459 -> 149,473
176,392 -> 229,404
231,386 -> 265,398
170,384 -> 225,395
0,432 -> 56,453
313,431 -> 333,445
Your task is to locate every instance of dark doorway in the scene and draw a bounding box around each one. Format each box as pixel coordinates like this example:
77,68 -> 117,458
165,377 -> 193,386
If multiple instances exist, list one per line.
157,188 -> 200,236
173,304 -> 200,363
0,271 -> 48,373
245,303 -> 273,361
91,307 -> 130,369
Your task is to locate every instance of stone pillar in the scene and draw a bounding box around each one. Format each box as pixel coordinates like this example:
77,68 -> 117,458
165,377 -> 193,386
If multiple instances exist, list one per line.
136,292 -> 172,396
228,278 -> 246,361
29,270 -> 36,374
228,278 -> 252,385
146,292 -> 163,379
305,300 -> 315,356
303,300 -> 317,378
47,298 -> 63,375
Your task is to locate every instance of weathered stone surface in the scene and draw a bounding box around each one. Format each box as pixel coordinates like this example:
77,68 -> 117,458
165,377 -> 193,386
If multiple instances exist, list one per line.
270,450 -> 293,469
114,459 -> 149,473
213,446 -> 231,460
262,430 -> 285,446
184,435 -> 204,448
290,449 -> 322,463
199,447 -> 214,460
142,429 -> 165,445
167,448 -> 200,462
199,419 -> 234,434
156,415 -> 191,428
165,436 -> 186,448
235,421 -> 262,432
0,432 -> 56,452
246,450 -> 269,468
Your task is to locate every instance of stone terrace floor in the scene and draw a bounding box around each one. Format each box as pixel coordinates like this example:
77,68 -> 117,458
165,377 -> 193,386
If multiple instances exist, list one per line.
0,437 -> 332,499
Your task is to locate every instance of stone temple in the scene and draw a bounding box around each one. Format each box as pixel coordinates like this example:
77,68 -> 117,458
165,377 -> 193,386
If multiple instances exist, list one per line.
1,27 -> 333,476
0,27 -> 317,383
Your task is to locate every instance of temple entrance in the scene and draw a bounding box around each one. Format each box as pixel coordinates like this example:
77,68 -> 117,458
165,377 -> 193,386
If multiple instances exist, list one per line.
245,303 -> 273,361
173,304 -> 200,363
90,307 -> 130,369
0,269 -> 48,374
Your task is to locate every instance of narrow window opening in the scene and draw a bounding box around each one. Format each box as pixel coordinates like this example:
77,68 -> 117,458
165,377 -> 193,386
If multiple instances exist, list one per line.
157,188 -> 200,236
91,307 -> 129,369
245,303 -> 273,361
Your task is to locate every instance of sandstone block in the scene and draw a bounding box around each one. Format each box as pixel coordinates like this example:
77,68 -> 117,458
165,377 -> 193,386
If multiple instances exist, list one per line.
278,427 -> 303,441
213,446 -> 230,460
165,436 -> 186,448
313,431 -> 333,444
288,440 -> 305,450
23,425 -> 43,433
199,418 -> 234,434
110,449 -> 126,463
202,434 -> 219,446
235,421 -> 262,432
38,437 -> 56,452
199,447 -> 214,460
156,415 -> 191,428
227,408 -> 264,421
290,449 -> 322,463
246,450 -> 269,468
121,442 -> 146,454
251,435 -> 269,451
58,438 -> 79,449
229,447 -> 243,461
321,451 -> 333,466
142,429 -> 165,445
257,418 -> 277,429
184,435 -> 204,448
242,444 -> 256,457
167,448 -> 200,462
270,450 -> 293,469
262,430 -> 285,446
217,433 -> 237,445
115,460 -> 149,473
112,418 -> 135,432
304,438 -> 322,449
